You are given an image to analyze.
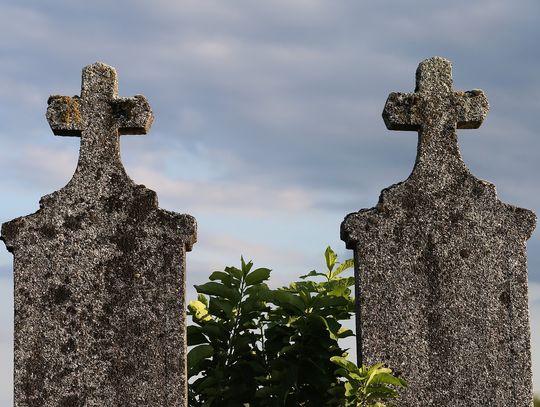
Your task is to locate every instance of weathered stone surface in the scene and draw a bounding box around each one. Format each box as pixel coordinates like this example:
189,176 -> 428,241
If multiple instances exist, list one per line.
1,63 -> 196,406
341,57 -> 536,406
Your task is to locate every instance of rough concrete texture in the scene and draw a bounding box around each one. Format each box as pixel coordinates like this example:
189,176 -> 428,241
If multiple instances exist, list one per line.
341,57 -> 536,406
1,63 -> 196,406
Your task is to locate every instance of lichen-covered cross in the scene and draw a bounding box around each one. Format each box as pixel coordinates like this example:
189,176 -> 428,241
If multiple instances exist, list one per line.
382,57 -> 489,178
47,62 -> 153,175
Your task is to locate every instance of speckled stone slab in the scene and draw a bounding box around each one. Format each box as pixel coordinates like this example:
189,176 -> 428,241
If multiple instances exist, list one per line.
1,63 -> 196,406
341,57 -> 536,406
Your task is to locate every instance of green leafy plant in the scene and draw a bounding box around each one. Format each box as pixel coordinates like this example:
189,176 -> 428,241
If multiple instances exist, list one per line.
187,247 -> 406,406
257,247 -> 355,406
330,358 -> 406,407
187,258 -> 271,405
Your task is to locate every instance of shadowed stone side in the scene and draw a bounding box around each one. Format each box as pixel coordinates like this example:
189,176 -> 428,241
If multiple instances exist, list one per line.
341,57 -> 536,406
1,63 -> 196,406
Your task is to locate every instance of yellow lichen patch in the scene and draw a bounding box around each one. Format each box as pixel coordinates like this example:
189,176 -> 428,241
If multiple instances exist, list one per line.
57,96 -> 81,125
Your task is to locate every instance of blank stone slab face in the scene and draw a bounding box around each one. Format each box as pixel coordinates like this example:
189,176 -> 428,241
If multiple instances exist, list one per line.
341,57 -> 536,406
1,63 -> 196,406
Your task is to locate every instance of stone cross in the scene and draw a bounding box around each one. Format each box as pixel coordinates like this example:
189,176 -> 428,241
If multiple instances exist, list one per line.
1,63 -> 196,406
382,57 -> 488,183
46,63 -> 153,175
341,57 -> 536,406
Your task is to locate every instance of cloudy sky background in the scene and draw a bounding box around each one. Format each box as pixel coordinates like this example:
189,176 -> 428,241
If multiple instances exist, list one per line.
1,0 -> 539,404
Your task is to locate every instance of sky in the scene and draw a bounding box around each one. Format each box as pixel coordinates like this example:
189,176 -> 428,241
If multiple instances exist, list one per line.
0,0 -> 539,404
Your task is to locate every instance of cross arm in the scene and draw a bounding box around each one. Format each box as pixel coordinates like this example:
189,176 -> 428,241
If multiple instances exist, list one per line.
46,95 -> 82,136
382,92 -> 422,131
455,90 -> 489,129
112,95 -> 154,135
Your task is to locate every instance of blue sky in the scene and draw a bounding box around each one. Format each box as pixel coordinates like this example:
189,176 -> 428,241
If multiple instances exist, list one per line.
1,0 -> 539,404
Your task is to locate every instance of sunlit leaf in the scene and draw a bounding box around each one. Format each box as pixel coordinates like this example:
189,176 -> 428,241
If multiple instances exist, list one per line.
188,300 -> 212,322
197,293 -> 208,307
334,258 -> 354,278
325,246 -> 338,272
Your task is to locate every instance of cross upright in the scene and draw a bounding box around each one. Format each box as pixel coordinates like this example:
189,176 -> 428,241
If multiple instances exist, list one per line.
382,57 -> 489,180
47,62 -> 153,181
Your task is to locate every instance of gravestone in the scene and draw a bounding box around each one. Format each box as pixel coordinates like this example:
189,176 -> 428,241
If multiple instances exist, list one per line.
341,57 -> 536,406
1,63 -> 196,406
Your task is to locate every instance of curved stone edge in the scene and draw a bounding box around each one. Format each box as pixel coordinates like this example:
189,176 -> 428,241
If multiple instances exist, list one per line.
341,176 -> 537,249
1,184 -> 197,253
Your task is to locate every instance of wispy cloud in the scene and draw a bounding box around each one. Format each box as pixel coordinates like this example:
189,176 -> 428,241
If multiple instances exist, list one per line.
129,167 -> 315,216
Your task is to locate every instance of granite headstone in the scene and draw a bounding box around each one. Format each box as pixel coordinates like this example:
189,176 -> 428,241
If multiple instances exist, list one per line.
1,63 -> 196,406
341,57 -> 536,406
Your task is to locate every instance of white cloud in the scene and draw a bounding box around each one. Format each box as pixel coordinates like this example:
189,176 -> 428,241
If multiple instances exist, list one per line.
4,142 -> 316,217
25,146 -> 78,183
129,167 -> 314,216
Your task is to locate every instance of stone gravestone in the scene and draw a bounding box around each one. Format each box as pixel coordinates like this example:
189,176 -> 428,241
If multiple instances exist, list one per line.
341,57 -> 536,406
1,63 -> 196,406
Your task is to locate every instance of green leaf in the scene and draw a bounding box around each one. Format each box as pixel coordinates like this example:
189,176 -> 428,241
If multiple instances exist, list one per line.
330,356 -> 358,372
310,314 -> 340,340
337,327 -> 355,338
367,365 -> 393,386
209,271 -> 234,287
241,256 -> 254,277
187,344 -> 213,372
272,290 -> 306,312
193,376 -> 219,392
325,246 -> 338,272
187,325 -> 208,346
312,295 -> 349,309
327,277 -> 355,297
245,267 -> 271,286
208,297 -> 234,318
244,283 -> 272,301
344,381 -> 354,397
225,266 -> 243,280
371,372 -> 408,387
194,282 -> 240,302
333,258 -> 354,278
201,323 -> 228,341
300,269 -> 327,279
